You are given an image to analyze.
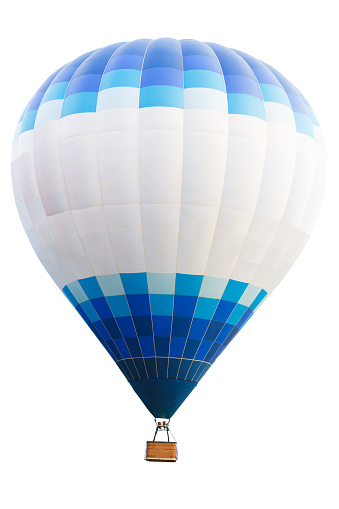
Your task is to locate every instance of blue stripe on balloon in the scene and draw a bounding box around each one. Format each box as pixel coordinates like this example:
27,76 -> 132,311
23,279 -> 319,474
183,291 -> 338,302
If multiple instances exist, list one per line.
120,272 -> 149,294
222,280 -> 248,302
153,316 -> 172,336
79,301 -> 100,322
139,336 -> 155,357
104,54 -> 144,72
62,286 -> 78,308
36,67 -> 65,93
182,54 -> 222,73
214,323 -> 234,344
40,82 -> 69,104
20,110 -> 37,133
183,70 -> 226,92
61,92 -> 98,116
265,64 -> 296,95
106,296 -> 131,317
139,85 -> 183,108
193,298 -> 219,320
112,39 -> 151,56
180,39 -> 215,57
150,294 -> 174,316
142,38 -> 183,71
237,308 -> 253,328
224,75 -> 262,99
79,277 -> 104,299
199,276 -> 227,299
67,281 -> 88,304
96,274 -> 125,296
170,337 -> 186,358
194,340 -> 213,361
294,112 -> 314,137
127,294 -> 151,315
53,52 -> 96,83
232,49 -> 266,69
65,74 -> 102,96
100,69 -> 141,90
307,107 -> 319,126
260,84 -> 291,107
52,66 -> 78,84
206,44 -> 255,79
227,93 -> 266,120
227,304 -> 248,326
26,91 -> 44,112
288,94 -> 310,115
141,67 -> 183,88
175,273 -> 203,296
62,272 -> 268,388
249,67 -> 282,86
188,319 -> 209,340
251,289 -> 267,310
147,273 -> 176,294
72,43 -> 124,77
114,338 -> 132,358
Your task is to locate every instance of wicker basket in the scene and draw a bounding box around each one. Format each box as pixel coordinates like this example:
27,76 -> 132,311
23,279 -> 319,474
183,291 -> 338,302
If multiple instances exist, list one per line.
145,441 -> 177,462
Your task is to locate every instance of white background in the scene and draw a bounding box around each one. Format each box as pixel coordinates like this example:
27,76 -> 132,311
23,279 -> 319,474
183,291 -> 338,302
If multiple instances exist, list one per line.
1,1 -> 338,508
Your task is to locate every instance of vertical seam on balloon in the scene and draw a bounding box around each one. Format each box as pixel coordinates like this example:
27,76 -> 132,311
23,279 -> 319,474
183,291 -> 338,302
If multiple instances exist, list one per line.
91,42 -> 146,380
95,42 -> 146,377
260,64 -> 318,292
25,62 -> 82,291
54,47 -> 134,379
60,47 -> 102,117
265,63 -> 315,139
224,50 -> 268,292
31,54 -> 90,281
17,161 -> 66,292
32,63 -> 69,130
166,39 -> 185,380
231,52 -> 300,295
186,46 -> 266,379
177,42 -> 230,382
135,39 -> 157,378
225,48 -> 268,284
57,47 -> 135,378
17,133 -> 133,376
189,47 -> 270,374
233,50 -> 298,289
33,51 -> 95,133
195,362 -> 210,382
199,51 -> 304,367
20,65 -> 67,136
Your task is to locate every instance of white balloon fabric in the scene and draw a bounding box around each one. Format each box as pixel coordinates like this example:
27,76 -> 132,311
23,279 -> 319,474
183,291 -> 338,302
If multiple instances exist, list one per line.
11,39 -> 325,418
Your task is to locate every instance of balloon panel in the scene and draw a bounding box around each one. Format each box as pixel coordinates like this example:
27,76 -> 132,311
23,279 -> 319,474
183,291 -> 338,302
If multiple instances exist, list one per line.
12,39 -> 325,417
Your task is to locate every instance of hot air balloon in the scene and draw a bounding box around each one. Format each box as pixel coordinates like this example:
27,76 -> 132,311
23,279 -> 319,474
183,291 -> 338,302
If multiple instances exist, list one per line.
11,39 -> 325,459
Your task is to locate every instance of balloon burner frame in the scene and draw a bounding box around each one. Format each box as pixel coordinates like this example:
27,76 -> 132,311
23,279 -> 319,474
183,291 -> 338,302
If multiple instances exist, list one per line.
145,420 -> 177,462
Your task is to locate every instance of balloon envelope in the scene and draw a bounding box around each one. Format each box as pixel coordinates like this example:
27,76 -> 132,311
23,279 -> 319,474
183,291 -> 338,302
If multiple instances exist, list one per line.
12,39 -> 325,418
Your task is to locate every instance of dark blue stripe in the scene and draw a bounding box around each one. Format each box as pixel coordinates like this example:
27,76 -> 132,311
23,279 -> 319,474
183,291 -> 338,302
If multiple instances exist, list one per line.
105,54 -> 144,72
180,39 -> 215,57
206,44 -> 255,78
183,54 -> 222,73
65,74 -> 102,96
142,38 -> 183,70
140,67 -> 183,88
71,43 -> 123,77
224,75 -> 262,99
